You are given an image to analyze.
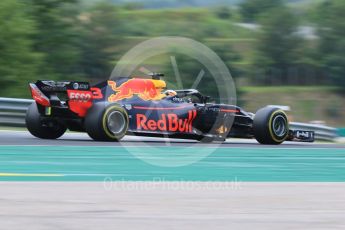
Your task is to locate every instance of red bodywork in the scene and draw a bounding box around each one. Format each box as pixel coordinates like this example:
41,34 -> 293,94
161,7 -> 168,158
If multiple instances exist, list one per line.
67,88 -> 103,117
66,90 -> 93,117
29,83 -> 50,107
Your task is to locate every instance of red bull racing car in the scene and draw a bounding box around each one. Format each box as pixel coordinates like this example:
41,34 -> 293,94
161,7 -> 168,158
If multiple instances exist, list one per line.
26,74 -> 314,144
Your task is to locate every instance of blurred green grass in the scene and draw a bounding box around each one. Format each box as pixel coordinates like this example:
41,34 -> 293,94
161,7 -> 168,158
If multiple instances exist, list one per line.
118,8 -> 255,38
241,86 -> 345,126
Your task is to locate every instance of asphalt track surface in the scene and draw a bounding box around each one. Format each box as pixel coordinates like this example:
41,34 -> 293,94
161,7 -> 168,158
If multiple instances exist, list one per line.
1,130 -> 344,148
0,130 -> 344,181
1,130 -> 345,229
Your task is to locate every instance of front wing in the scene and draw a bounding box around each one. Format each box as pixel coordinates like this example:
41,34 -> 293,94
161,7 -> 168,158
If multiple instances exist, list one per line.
287,130 -> 315,142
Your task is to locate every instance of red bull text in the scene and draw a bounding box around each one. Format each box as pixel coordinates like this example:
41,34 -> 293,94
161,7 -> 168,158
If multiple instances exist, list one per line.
137,110 -> 197,133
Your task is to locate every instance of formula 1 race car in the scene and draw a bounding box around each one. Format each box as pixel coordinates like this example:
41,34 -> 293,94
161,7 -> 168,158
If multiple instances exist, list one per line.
26,74 -> 314,144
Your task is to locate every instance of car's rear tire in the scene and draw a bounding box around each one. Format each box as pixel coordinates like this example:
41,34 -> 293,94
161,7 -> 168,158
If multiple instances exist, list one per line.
25,103 -> 66,139
253,107 -> 289,145
84,103 -> 128,141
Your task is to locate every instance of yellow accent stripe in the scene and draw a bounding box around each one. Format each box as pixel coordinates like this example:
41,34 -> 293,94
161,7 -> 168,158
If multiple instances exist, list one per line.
45,107 -> 51,116
102,105 -> 129,139
0,173 -> 63,177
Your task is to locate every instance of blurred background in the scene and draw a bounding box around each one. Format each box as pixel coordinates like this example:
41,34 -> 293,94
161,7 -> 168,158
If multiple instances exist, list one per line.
0,0 -> 344,127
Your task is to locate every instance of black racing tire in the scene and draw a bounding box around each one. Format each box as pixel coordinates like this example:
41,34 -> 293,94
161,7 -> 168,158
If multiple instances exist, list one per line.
25,103 -> 66,139
253,107 -> 289,145
84,103 -> 128,141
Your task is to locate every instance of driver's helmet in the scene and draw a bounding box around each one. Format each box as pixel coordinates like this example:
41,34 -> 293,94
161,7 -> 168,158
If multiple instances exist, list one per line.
164,90 -> 177,97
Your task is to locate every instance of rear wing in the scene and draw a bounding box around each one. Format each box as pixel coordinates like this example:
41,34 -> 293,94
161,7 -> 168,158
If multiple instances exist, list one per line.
29,80 -> 103,117
33,80 -> 90,93
29,80 -> 91,106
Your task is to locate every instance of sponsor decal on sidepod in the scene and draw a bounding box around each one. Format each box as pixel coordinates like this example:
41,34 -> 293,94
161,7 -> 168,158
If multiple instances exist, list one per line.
137,110 -> 197,133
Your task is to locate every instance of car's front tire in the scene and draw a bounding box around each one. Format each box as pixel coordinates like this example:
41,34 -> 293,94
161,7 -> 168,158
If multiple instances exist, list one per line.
25,103 -> 66,139
84,103 -> 128,141
253,107 -> 289,145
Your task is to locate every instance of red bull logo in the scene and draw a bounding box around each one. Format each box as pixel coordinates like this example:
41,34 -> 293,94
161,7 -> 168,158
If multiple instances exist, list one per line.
137,110 -> 197,133
108,78 -> 166,102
